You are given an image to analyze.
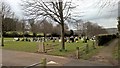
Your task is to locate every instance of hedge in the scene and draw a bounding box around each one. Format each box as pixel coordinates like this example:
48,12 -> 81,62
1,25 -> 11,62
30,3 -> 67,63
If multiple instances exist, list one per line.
3,32 -> 42,37
3,32 -> 60,37
96,34 -> 117,46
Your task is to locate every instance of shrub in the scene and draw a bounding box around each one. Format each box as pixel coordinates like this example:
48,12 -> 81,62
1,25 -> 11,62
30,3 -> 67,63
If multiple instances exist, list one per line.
3,31 -> 21,37
51,33 -> 60,37
96,34 -> 117,46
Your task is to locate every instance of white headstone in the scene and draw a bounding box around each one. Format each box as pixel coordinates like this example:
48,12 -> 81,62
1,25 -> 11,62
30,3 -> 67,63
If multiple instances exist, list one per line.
59,39 -> 61,42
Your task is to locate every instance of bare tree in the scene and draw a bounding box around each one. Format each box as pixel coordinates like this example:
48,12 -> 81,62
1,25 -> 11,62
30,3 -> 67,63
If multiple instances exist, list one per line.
1,1 -> 12,46
72,19 -> 84,35
16,20 -> 23,32
53,23 -> 69,35
22,0 -> 78,50
53,24 -> 61,35
83,22 -> 108,38
28,19 -> 37,36
21,0 -> 116,50
37,19 -> 53,41
73,20 -> 83,30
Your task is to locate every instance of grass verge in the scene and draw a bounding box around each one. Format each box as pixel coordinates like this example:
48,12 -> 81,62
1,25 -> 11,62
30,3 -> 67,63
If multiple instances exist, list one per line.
3,38 -> 103,59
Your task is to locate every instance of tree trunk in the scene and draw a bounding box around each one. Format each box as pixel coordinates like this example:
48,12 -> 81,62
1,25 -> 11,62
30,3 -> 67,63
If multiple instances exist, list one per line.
59,1 -> 65,50
22,22 -> 25,40
61,24 -> 65,50
1,32 -> 4,47
43,33 -> 46,42
1,15 -> 4,47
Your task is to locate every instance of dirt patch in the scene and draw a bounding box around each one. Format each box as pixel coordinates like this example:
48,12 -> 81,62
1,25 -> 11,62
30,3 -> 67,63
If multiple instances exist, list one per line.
89,39 -> 118,65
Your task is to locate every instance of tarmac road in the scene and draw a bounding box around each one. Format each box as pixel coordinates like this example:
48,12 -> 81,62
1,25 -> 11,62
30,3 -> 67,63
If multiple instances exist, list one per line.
2,49 -> 112,67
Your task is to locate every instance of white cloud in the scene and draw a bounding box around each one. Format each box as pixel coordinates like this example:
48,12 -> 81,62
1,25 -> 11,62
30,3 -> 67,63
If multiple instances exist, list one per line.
73,0 -> 119,28
4,0 -> 120,28
4,0 -> 23,19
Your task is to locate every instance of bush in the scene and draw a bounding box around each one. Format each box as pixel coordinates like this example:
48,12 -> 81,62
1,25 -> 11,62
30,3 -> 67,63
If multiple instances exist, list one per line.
51,33 -> 60,37
96,34 -> 117,46
3,31 -> 22,37
24,33 -> 31,37
3,32 -> 41,37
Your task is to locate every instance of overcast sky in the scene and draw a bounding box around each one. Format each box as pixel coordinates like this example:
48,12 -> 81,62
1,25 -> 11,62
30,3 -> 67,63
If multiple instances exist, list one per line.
3,0 -> 120,28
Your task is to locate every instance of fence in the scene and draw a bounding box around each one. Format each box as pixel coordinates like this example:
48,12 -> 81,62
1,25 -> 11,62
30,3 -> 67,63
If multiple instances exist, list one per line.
38,41 -> 96,59
37,42 -> 59,53
76,41 -> 96,59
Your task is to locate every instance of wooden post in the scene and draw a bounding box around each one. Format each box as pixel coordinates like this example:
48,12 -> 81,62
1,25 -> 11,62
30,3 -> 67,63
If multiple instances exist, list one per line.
42,42 -> 46,53
76,47 -> 80,59
37,43 -> 40,53
85,43 -> 89,54
41,58 -> 46,68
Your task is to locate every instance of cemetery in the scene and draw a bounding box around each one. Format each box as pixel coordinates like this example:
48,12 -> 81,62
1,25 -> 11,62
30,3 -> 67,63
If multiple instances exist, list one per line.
1,0 -> 119,67
4,31 -> 119,58
3,35 -> 101,59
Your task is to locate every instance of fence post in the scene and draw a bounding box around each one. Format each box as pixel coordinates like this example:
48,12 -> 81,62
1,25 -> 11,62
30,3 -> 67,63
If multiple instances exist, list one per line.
76,47 -> 80,59
37,42 -> 41,53
85,43 -> 89,54
41,58 -> 46,68
42,42 -> 46,53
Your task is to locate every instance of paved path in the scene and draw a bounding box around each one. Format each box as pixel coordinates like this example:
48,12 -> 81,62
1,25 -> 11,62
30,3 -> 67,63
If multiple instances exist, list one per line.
2,49 -> 111,66
89,39 -> 118,66
2,49 -> 69,66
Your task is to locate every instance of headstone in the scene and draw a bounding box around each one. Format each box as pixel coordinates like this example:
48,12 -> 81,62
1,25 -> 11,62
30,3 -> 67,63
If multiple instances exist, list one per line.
70,36 -> 74,42
59,39 -> 61,42
75,37 -> 78,43
14,38 -> 18,40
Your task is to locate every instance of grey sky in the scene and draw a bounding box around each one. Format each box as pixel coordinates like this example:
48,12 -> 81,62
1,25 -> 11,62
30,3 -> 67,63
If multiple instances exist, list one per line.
3,0 -> 120,28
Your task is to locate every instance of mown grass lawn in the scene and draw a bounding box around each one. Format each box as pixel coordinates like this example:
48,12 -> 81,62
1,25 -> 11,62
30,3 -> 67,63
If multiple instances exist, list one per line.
4,38 -> 14,41
3,38 -> 102,59
3,40 -> 38,52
